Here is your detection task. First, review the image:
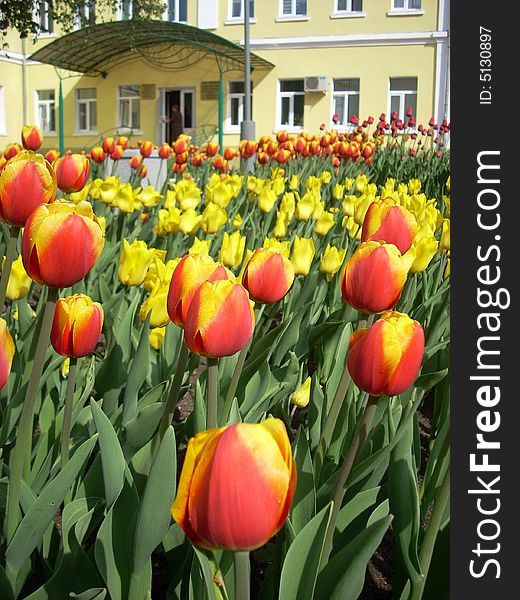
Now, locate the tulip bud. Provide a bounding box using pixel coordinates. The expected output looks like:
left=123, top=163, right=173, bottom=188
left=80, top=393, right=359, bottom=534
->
left=361, top=201, right=418, bottom=254
left=21, top=125, right=43, bottom=151
left=167, top=254, right=229, bottom=327
left=219, top=231, right=246, bottom=269
left=54, top=154, right=90, bottom=193
left=205, top=141, right=219, bottom=156
left=50, top=294, right=103, bottom=357
left=184, top=280, right=254, bottom=358
left=4, top=143, right=22, bottom=160
left=158, top=143, right=172, bottom=160
left=341, top=241, right=412, bottom=313
left=140, top=280, right=171, bottom=328
left=319, top=244, right=347, bottom=279
left=102, top=137, right=116, bottom=155
left=118, top=239, right=157, bottom=286
left=2, top=255, right=32, bottom=301
left=110, top=145, right=124, bottom=161
left=290, top=236, right=315, bottom=276
left=149, top=326, right=166, bottom=350
left=0, top=318, right=15, bottom=390
left=0, top=151, right=57, bottom=227
left=290, top=377, right=311, bottom=408
left=172, top=419, right=297, bottom=550
left=117, top=136, right=129, bottom=150
left=130, top=155, right=143, bottom=170
left=90, top=146, right=106, bottom=164
left=440, top=219, right=450, bottom=252
left=140, top=140, right=154, bottom=158
left=347, top=311, right=424, bottom=396
left=242, top=247, right=294, bottom=304
left=22, top=201, right=104, bottom=288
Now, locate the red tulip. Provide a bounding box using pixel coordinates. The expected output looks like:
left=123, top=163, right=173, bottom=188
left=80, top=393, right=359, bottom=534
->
left=140, top=140, right=154, bottom=157
left=172, top=419, right=297, bottom=550
left=110, top=145, right=124, bottom=161
left=205, top=141, right=219, bottom=156
left=158, top=143, right=172, bottom=159
left=0, top=318, right=15, bottom=390
left=22, top=201, right=104, bottom=288
left=184, top=280, right=254, bottom=358
left=242, top=248, right=294, bottom=304
left=4, top=143, right=22, bottom=160
left=102, top=137, right=116, bottom=154
left=89, top=146, right=106, bottom=163
left=117, top=136, right=129, bottom=150
left=347, top=311, right=424, bottom=396
left=361, top=201, right=418, bottom=254
left=130, top=154, right=143, bottom=170
left=54, top=154, right=90, bottom=193
left=341, top=241, right=412, bottom=313
left=21, top=125, right=43, bottom=151
left=0, top=150, right=57, bottom=227
left=51, top=294, right=104, bottom=357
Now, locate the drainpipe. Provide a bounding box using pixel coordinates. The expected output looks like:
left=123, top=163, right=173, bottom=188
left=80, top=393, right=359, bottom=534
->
left=240, top=0, right=255, bottom=174
left=21, top=37, right=28, bottom=124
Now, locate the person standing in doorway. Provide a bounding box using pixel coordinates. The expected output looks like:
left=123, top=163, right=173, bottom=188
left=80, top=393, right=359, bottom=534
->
left=161, top=104, right=184, bottom=144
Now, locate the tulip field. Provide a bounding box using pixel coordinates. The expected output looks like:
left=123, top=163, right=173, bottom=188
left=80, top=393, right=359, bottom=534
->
left=0, top=117, right=450, bottom=600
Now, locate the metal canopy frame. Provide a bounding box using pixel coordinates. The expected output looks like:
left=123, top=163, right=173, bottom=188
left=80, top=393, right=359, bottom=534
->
left=29, top=19, right=274, bottom=151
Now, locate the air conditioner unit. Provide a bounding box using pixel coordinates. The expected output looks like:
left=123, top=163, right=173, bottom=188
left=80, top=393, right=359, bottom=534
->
left=304, top=76, right=328, bottom=93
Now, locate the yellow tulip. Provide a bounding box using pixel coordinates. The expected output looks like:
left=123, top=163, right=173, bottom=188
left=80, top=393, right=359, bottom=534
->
left=263, top=237, right=291, bottom=258
left=173, top=179, right=202, bottom=211
left=305, top=176, right=322, bottom=193
left=280, top=192, right=296, bottom=220
left=290, top=376, right=311, bottom=408
left=355, top=174, right=368, bottom=193
left=149, top=326, right=167, bottom=350
left=164, top=189, right=177, bottom=209
left=409, top=237, right=439, bottom=273
left=99, top=177, right=120, bottom=205
left=444, top=255, right=450, bottom=278
left=290, top=236, right=315, bottom=276
left=295, top=192, right=317, bottom=222
left=118, top=239, right=156, bottom=286
left=206, top=180, right=234, bottom=209
left=320, top=170, right=332, bottom=185
left=60, top=358, right=70, bottom=379
left=342, top=195, right=356, bottom=217
left=257, top=186, right=278, bottom=213
left=344, top=177, right=354, bottom=191
left=227, top=173, right=244, bottom=197
left=138, top=185, right=163, bottom=208
left=3, top=255, right=32, bottom=301
left=88, top=178, right=103, bottom=199
left=408, top=178, right=422, bottom=195
left=319, top=244, right=346, bottom=279
left=289, top=174, right=299, bottom=190
left=155, top=207, right=181, bottom=236
left=139, top=280, right=170, bottom=328
left=233, top=213, right=243, bottom=229
left=440, top=219, right=450, bottom=253
left=201, top=202, right=227, bottom=234
left=342, top=216, right=362, bottom=240
left=69, top=183, right=91, bottom=203
left=116, top=183, right=142, bottom=213
left=332, top=183, right=345, bottom=200
left=314, top=211, right=335, bottom=236
left=189, top=237, right=211, bottom=256
left=272, top=210, right=289, bottom=238
left=353, top=193, right=376, bottom=226
left=219, top=231, right=246, bottom=269
left=178, top=208, right=202, bottom=235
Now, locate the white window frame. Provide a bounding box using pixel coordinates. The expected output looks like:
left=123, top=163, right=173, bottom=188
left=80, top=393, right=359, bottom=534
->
left=225, top=80, right=253, bottom=133
left=331, top=78, right=360, bottom=131
left=388, top=77, right=418, bottom=124
left=35, top=90, right=56, bottom=135
left=117, top=0, right=133, bottom=20
left=225, top=0, right=256, bottom=24
left=76, top=88, right=98, bottom=135
left=34, top=0, right=55, bottom=36
left=118, top=85, right=141, bottom=133
left=277, top=0, right=309, bottom=21
left=277, top=79, right=305, bottom=132
left=388, top=0, right=423, bottom=16
left=333, top=0, right=364, bottom=16
left=73, top=0, right=96, bottom=30
left=0, top=86, right=6, bottom=136
left=163, top=0, right=188, bottom=23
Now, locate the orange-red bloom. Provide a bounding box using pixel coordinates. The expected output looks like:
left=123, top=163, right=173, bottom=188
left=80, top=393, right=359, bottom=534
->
left=21, top=125, right=43, bottom=151
left=0, top=318, right=15, bottom=390
left=172, top=419, right=296, bottom=551
left=347, top=311, right=424, bottom=396
left=90, top=146, right=106, bottom=164
left=242, top=247, right=295, bottom=304
left=341, top=241, right=411, bottom=313
left=0, top=150, right=57, bottom=227
left=158, top=143, right=172, bottom=159
left=184, top=280, right=254, bottom=358
left=140, top=140, right=154, bottom=158
left=361, top=201, right=418, bottom=254
left=50, top=294, right=104, bottom=358
left=54, top=154, right=90, bottom=193
left=117, top=136, right=129, bottom=150
left=130, top=154, right=143, bottom=170
left=167, top=253, right=229, bottom=327
left=205, top=141, right=219, bottom=156
left=110, top=145, right=124, bottom=161
left=102, top=137, right=116, bottom=155
left=22, top=201, right=104, bottom=288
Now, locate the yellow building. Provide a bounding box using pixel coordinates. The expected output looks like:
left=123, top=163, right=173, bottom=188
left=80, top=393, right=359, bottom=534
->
left=0, top=0, right=450, bottom=152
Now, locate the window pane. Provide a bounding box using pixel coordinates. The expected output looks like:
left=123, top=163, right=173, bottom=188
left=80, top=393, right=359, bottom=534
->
left=79, top=103, right=87, bottom=130
left=334, top=95, right=345, bottom=123
left=131, top=101, right=140, bottom=129
left=390, top=95, right=401, bottom=116
left=249, top=0, right=255, bottom=18
left=179, top=0, right=187, bottom=21
left=393, top=0, right=405, bottom=8
left=120, top=85, right=140, bottom=98
left=352, top=0, right=363, bottom=11
left=229, top=81, right=245, bottom=94
left=334, top=78, right=359, bottom=92
left=231, top=97, right=240, bottom=126
left=90, top=101, right=97, bottom=129
left=348, top=95, right=360, bottom=122
left=282, top=0, right=292, bottom=14
left=232, top=0, right=242, bottom=17
left=337, top=0, right=347, bottom=10
left=296, top=0, right=307, bottom=15
left=390, top=77, right=417, bottom=91
left=281, top=97, right=290, bottom=125
left=293, top=95, right=304, bottom=127
left=409, top=0, right=421, bottom=8
left=77, top=87, right=96, bottom=100
left=38, top=105, right=47, bottom=130
left=38, top=89, right=54, bottom=101
left=405, top=93, right=417, bottom=117
left=183, top=92, right=193, bottom=128
left=120, top=100, right=129, bottom=126
left=280, top=79, right=304, bottom=92
left=49, top=105, right=56, bottom=132
left=167, top=0, right=176, bottom=20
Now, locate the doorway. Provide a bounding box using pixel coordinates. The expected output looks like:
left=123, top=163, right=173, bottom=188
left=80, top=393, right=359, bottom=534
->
left=162, top=88, right=195, bottom=143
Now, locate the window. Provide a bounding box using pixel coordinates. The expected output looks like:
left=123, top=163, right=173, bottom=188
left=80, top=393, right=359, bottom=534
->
left=74, top=0, right=96, bottom=29
left=164, top=0, right=188, bottom=22
left=118, top=0, right=132, bottom=19
left=336, top=0, right=363, bottom=12
left=229, top=0, right=255, bottom=19
left=118, top=85, right=141, bottom=130
left=281, top=0, right=307, bottom=17
left=392, top=0, right=422, bottom=10
left=333, top=79, right=360, bottom=127
left=389, top=77, right=417, bottom=122
left=76, top=88, right=97, bottom=132
left=227, top=81, right=253, bottom=130
left=36, top=90, right=56, bottom=133
left=37, top=1, right=54, bottom=33
left=279, top=79, right=304, bottom=129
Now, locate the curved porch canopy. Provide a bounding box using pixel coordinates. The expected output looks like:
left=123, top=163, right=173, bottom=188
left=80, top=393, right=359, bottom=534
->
left=29, top=19, right=273, bottom=150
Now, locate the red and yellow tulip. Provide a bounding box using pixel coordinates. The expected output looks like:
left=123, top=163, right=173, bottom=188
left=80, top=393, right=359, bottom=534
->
left=0, top=150, right=57, bottom=227
left=54, top=154, right=90, bottom=194
left=21, top=201, right=104, bottom=288
left=172, top=418, right=296, bottom=550
left=50, top=294, right=104, bottom=358
left=242, top=247, right=294, bottom=304
left=0, top=318, right=15, bottom=390
left=361, top=201, right=418, bottom=254
left=347, top=311, right=424, bottom=396
left=21, top=125, right=43, bottom=151
left=183, top=280, right=254, bottom=358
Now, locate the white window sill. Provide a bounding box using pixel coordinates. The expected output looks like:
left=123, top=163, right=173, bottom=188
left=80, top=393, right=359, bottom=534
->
left=224, top=17, right=257, bottom=25
left=275, top=15, right=309, bottom=22
left=387, top=9, right=424, bottom=16
left=274, top=126, right=304, bottom=134
left=117, top=127, right=143, bottom=135
left=330, top=11, right=366, bottom=19
left=0, top=132, right=8, bottom=137
left=74, top=130, right=99, bottom=136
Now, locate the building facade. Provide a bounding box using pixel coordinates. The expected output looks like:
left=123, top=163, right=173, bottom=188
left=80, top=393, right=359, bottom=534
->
left=0, top=0, right=450, bottom=151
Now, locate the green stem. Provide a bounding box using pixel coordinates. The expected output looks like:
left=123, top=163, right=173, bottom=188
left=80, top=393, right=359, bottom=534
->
left=60, top=357, right=78, bottom=466
left=159, top=340, right=190, bottom=438
left=6, top=286, right=59, bottom=542
left=411, top=464, right=451, bottom=600
left=0, top=226, right=21, bottom=312
left=233, top=551, right=250, bottom=600
left=206, top=357, right=219, bottom=429
left=221, top=339, right=250, bottom=426
left=320, top=394, right=379, bottom=569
